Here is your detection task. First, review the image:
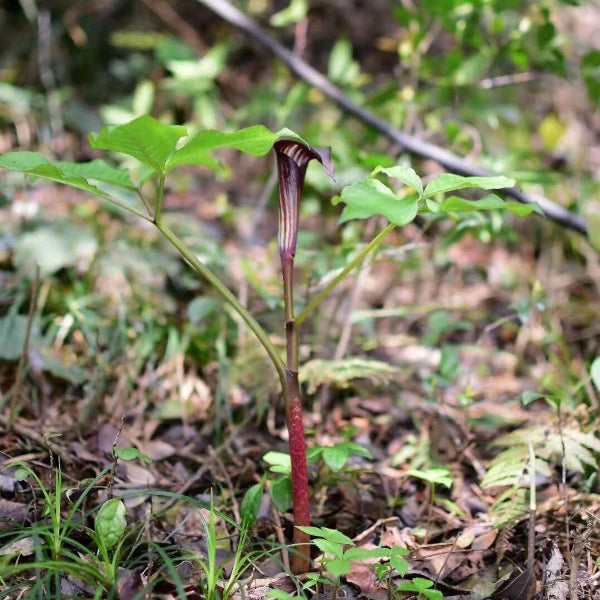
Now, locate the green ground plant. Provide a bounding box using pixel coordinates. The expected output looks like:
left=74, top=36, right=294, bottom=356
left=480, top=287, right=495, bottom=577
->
left=263, top=441, right=372, bottom=514
left=0, top=450, right=263, bottom=599
left=0, top=460, right=123, bottom=596
left=395, top=577, right=443, bottom=600
left=268, top=527, right=413, bottom=600
left=482, top=390, right=600, bottom=526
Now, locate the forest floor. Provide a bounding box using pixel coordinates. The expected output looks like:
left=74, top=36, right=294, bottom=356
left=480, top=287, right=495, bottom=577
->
left=1, top=1, right=600, bottom=599
left=1, top=174, right=599, bottom=599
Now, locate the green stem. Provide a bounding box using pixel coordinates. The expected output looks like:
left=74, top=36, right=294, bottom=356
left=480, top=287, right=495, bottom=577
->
left=137, top=188, right=153, bottom=217
left=296, top=222, right=396, bottom=327
left=282, top=262, right=298, bottom=374
left=157, top=221, right=287, bottom=391
left=101, top=193, right=154, bottom=223
left=154, top=175, right=166, bottom=227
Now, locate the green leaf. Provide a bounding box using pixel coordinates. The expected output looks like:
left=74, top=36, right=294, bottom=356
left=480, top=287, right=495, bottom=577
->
left=591, top=357, right=600, bottom=392
left=89, top=115, right=187, bottom=174
left=14, top=222, right=98, bottom=277
left=439, top=194, right=542, bottom=216
left=296, top=525, right=327, bottom=537
left=167, top=125, right=278, bottom=171
left=423, top=310, right=471, bottom=346
left=344, top=547, right=391, bottom=561
left=423, top=174, right=515, bottom=197
left=521, top=391, right=546, bottom=406
left=270, top=476, right=292, bottom=512
left=306, top=446, right=324, bottom=463
left=313, top=538, right=344, bottom=559
left=582, top=50, right=600, bottom=105
left=374, top=165, right=423, bottom=196
left=391, top=546, right=409, bottom=557
left=338, top=178, right=418, bottom=226
left=266, top=591, right=295, bottom=600
left=322, top=446, right=349, bottom=472
left=404, top=577, right=434, bottom=591
left=241, top=482, right=263, bottom=526
left=397, top=577, right=443, bottom=598
left=298, top=526, right=354, bottom=545
left=408, top=468, right=453, bottom=488
left=390, top=556, right=409, bottom=576
left=326, top=558, right=352, bottom=577
left=336, top=442, right=372, bottom=460
left=14, top=468, right=31, bottom=481
left=95, top=498, right=127, bottom=549
left=328, top=38, right=357, bottom=84
left=270, top=0, right=308, bottom=27
left=0, top=313, right=30, bottom=360
left=263, top=451, right=291, bottom=475
left=0, top=152, right=122, bottom=202
left=55, top=159, right=136, bottom=190
left=440, top=345, right=460, bottom=379
left=452, top=49, right=493, bottom=86
left=40, top=352, right=87, bottom=385
left=584, top=201, right=600, bottom=252
left=0, top=151, right=50, bottom=170
left=113, top=446, right=152, bottom=463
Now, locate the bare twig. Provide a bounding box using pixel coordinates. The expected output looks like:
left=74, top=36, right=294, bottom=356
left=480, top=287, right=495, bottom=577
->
left=7, top=266, right=40, bottom=429
left=194, top=0, right=588, bottom=238
left=140, top=0, right=207, bottom=54
left=569, top=518, right=593, bottom=600
left=0, top=414, right=74, bottom=465
left=37, top=9, right=66, bottom=155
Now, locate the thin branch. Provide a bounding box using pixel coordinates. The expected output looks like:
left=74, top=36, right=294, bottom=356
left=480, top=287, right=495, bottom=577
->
left=296, top=222, right=396, bottom=326
left=156, top=221, right=287, bottom=390
left=7, top=266, right=40, bottom=429
left=140, top=0, right=207, bottom=54
left=0, top=414, right=75, bottom=465
left=194, top=0, right=588, bottom=238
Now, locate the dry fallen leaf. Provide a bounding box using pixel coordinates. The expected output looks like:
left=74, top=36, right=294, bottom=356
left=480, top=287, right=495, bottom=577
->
left=0, top=535, right=35, bottom=557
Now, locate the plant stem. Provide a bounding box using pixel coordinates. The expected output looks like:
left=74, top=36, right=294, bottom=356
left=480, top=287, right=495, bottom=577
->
left=153, top=175, right=166, bottom=226
left=156, top=220, right=286, bottom=391
left=296, top=222, right=396, bottom=326
left=285, top=371, right=310, bottom=574
left=7, top=266, right=40, bottom=430
left=137, top=188, right=153, bottom=217
left=280, top=242, right=311, bottom=573
left=101, top=191, right=154, bottom=222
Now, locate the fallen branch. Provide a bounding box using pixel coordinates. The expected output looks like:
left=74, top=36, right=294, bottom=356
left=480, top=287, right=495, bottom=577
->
left=0, top=414, right=75, bottom=465
left=195, top=0, right=588, bottom=238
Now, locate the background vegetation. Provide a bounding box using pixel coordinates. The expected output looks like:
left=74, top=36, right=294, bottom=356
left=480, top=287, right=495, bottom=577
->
left=0, top=1, right=599, bottom=598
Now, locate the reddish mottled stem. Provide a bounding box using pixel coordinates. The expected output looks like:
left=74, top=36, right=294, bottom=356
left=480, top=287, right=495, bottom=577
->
left=285, top=371, right=310, bottom=573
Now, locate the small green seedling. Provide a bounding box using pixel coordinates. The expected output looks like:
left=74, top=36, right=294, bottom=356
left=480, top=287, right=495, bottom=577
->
left=408, top=467, right=453, bottom=542
left=372, top=545, right=410, bottom=577
left=308, top=441, right=372, bottom=473
left=295, top=526, right=404, bottom=599
left=113, top=446, right=152, bottom=463
left=94, top=498, right=127, bottom=550
left=396, top=576, right=444, bottom=600
left=407, top=467, right=453, bottom=489
left=263, top=442, right=371, bottom=513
